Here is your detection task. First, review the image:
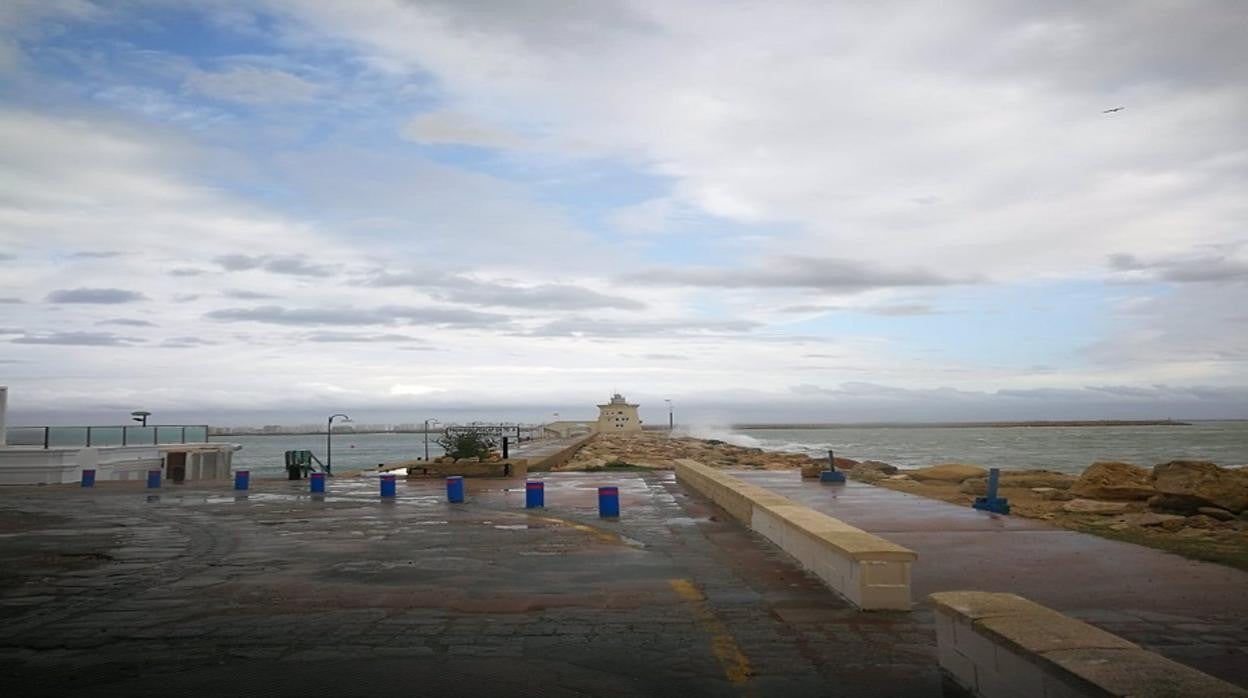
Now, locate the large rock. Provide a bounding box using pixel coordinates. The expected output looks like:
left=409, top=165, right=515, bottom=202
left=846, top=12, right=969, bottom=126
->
left=1062, top=499, right=1130, bottom=515
left=1071, top=461, right=1155, bottom=501
left=856, top=460, right=899, bottom=475
left=1151, top=460, right=1248, bottom=514
left=959, top=470, right=1077, bottom=495
left=908, top=463, right=987, bottom=483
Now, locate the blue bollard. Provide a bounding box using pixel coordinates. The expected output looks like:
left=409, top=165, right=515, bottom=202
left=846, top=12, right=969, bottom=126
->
left=820, top=470, right=846, bottom=483
left=81, top=469, right=96, bottom=488
left=310, top=472, right=325, bottom=494
left=234, top=470, right=250, bottom=491
left=146, top=469, right=162, bottom=489
left=447, top=475, right=464, bottom=503
left=598, top=486, right=620, bottom=518
left=972, top=467, right=1011, bottom=514
left=380, top=474, right=397, bottom=498
left=525, top=480, right=544, bottom=508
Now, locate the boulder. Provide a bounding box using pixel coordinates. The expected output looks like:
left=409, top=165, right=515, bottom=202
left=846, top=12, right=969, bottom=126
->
left=800, top=464, right=823, bottom=479
left=1071, top=461, right=1155, bottom=501
left=1197, top=506, right=1235, bottom=522
left=959, top=470, right=1077, bottom=495
left=1062, top=498, right=1130, bottom=515
left=856, top=460, right=899, bottom=475
left=1151, top=460, right=1248, bottom=513
left=1031, top=487, right=1077, bottom=501
left=1120, top=512, right=1185, bottom=527
left=832, top=456, right=861, bottom=469
left=908, top=463, right=988, bottom=483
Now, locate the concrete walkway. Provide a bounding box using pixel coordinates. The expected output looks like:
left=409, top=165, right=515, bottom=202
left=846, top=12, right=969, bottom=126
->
left=0, top=472, right=950, bottom=697
left=731, top=470, right=1248, bottom=688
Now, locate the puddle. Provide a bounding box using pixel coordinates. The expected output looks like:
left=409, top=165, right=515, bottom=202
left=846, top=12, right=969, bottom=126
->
left=493, top=524, right=529, bottom=531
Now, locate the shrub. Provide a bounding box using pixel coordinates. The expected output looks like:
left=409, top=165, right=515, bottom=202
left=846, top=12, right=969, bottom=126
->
left=436, top=431, right=497, bottom=460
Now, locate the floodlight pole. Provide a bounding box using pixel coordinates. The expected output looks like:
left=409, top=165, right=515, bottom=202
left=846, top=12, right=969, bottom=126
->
left=424, top=418, right=439, bottom=461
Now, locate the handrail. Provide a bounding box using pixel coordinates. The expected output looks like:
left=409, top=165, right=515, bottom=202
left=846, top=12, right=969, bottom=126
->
left=5, top=425, right=211, bottom=449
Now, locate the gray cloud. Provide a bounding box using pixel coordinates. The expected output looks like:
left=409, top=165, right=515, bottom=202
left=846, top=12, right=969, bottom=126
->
left=46, top=288, right=147, bottom=304
left=169, top=268, right=209, bottom=277
left=367, top=271, right=646, bottom=311
left=1109, top=253, right=1248, bottom=283
left=0, top=297, right=24, bottom=304
left=68, top=251, right=122, bottom=259
left=0, top=253, right=15, bottom=261
left=625, top=257, right=974, bottom=292
left=639, top=353, right=691, bottom=361
left=98, top=318, right=156, bottom=327
left=160, top=336, right=219, bottom=348
left=223, top=289, right=279, bottom=300
left=779, top=303, right=939, bottom=316
left=10, top=331, right=140, bottom=346
left=302, top=331, right=426, bottom=343
left=215, top=254, right=330, bottom=277
left=204, top=304, right=507, bottom=328
left=527, top=316, right=759, bottom=337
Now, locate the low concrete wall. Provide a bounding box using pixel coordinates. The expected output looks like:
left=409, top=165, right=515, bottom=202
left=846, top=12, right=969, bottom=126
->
left=524, top=432, right=597, bottom=471
left=674, top=459, right=916, bottom=611
left=930, top=591, right=1247, bottom=698
left=401, top=459, right=529, bottom=479
left=0, top=444, right=234, bottom=485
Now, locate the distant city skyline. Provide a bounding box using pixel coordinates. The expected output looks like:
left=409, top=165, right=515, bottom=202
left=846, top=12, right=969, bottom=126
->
left=1, top=2, right=1245, bottom=422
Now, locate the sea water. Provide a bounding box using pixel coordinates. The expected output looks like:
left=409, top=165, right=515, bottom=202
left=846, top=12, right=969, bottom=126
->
left=724, top=421, right=1248, bottom=473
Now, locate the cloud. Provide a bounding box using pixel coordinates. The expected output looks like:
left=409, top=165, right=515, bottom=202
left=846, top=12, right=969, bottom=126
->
left=183, top=65, right=320, bottom=104
left=169, top=267, right=208, bottom=277
left=223, top=289, right=279, bottom=300
left=67, top=250, right=121, bottom=259
left=10, top=331, right=140, bottom=346
left=214, top=254, right=331, bottom=276
left=204, top=304, right=507, bottom=328
left=778, top=302, right=939, bottom=315
left=46, top=288, right=147, bottom=304
left=98, top=318, right=156, bottom=327
left=1108, top=253, right=1248, bottom=284
left=0, top=253, right=14, bottom=261
left=302, top=331, right=425, bottom=343
left=401, top=111, right=521, bottom=149
left=366, top=271, right=646, bottom=310
left=0, top=297, right=24, bottom=303
left=160, top=336, right=219, bottom=348
left=527, top=316, right=758, bottom=337
left=625, top=257, right=973, bottom=292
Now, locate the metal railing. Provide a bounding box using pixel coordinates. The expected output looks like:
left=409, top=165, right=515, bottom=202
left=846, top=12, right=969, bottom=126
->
left=5, top=425, right=210, bottom=449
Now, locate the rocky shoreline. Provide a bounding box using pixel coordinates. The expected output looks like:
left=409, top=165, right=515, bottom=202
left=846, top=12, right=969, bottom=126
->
left=557, top=432, right=1248, bottom=570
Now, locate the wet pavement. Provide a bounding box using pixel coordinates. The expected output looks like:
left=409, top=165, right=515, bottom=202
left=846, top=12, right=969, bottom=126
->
left=732, top=470, right=1248, bottom=688
left=0, top=473, right=951, bottom=697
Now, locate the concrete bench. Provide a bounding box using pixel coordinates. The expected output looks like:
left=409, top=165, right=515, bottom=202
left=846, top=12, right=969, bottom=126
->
left=930, top=591, right=1247, bottom=697
left=674, top=459, right=916, bottom=610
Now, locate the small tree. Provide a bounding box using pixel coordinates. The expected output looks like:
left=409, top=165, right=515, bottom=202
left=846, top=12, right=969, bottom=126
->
left=436, top=431, right=497, bottom=460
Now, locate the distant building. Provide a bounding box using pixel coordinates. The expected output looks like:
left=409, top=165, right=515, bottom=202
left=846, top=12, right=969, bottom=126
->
left=595, top=393, right=642, bottom=432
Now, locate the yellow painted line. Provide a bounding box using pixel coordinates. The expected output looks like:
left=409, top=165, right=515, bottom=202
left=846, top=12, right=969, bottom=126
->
left=530, top=515, right=620, bottom=544
left=669, top=579, right=754, bottom=684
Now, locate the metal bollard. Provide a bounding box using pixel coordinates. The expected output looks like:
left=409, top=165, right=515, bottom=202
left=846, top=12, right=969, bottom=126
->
left=820, top=469, right=846, bottom=483
left=972, top=467, right=1011, bottom=514
left=380, top=474, right=397, bottom=498
left=525, top=480, right=544, bottom=508
left=447, top=475, right=465, bottom=503
left=598, top=486, right=620, bottom=518
left=310, top=472, right=325, bottom=494
left=81, top=469, right=96, bottom=488
left=234, top=470, right=250, bottom=491
left=146, top=470, right=162, bottom=489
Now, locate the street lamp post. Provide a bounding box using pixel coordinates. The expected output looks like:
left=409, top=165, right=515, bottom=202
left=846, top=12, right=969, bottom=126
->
left=424, top=418, right=439, bottom=461
left=327, top=413, right=349, bottom=476
left=131, top=410, right=151, bottom=427
left=664, top=399, right=673, bottom=431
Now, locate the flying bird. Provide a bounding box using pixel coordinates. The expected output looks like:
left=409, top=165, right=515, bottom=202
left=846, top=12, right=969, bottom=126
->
left=1102, top=107, right=1125, bottom=113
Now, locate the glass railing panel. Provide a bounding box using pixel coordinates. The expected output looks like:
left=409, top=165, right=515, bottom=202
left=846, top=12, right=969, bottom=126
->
left=88, top=426, right=125, bottom=447
left=47, top=427, right=89, bottom=448
left=5, top=427, right=48, bottom=447
left=183, top=426, right=207, bottom=443
left=125, top=426, right=156, bottom=445
left=156, top=426, right=184, bottom=444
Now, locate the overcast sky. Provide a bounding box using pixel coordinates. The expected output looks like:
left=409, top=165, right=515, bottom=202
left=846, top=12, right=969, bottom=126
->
left=1, top=0, right=1246, bottom=426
